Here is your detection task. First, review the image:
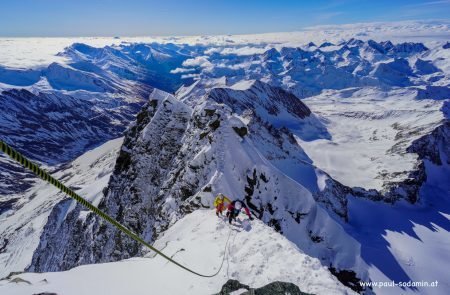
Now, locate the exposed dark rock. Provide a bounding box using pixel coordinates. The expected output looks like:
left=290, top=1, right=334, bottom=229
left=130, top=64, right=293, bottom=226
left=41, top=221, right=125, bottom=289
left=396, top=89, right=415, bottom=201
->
left=9, top=277, right=31, bottom=285
left=380, top=121, right=449, bottom=203
left=0, top=238, right=9, bottom=253
left=0, top=198, right=19, bottom=215
left=329, top=267, right=364, bottom=293
left=414, top=59, right=441, bottom=74
left=209, top=119, right=221, bottom=131
left=215, top=279, right=250, bottom=294
left=2, top=271, right=23, bottom=280
left=200, top=131, right=210, bottom=140
left=232, top=126, right=248, bottom=138
left=204, top=109, right=216, bottom=116
left=215, top=279, right=312, bottom=295
left=407, top=121, right=449, bottom=166
left=309, top=230, right=324, bottom=243
left=319, top=42, right=334, bottom=48
left=249, top=281, right=312, bottom=295
left=416, top=86, right=450, bottom=100
left=208, top=81, right=312, bottom=120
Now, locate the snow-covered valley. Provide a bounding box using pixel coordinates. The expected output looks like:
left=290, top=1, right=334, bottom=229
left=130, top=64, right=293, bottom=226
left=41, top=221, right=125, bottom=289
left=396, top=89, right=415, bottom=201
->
left=300, top=87, right=445, bottom=190
left=1, top=21, right=449, bottom=295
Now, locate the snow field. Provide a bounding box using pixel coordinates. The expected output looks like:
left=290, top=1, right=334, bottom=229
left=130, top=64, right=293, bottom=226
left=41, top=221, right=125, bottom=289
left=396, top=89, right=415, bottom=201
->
left=0, top=210, right=355, bottom=295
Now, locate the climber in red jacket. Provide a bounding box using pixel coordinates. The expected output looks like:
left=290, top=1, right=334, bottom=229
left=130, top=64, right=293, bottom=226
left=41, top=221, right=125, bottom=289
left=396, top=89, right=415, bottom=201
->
left=226, top=200, right=253, bottom=224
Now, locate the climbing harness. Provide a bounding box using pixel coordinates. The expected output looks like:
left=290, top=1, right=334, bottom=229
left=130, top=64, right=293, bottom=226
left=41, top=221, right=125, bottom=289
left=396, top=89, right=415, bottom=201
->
left=0, top=140, right=231, bottom=278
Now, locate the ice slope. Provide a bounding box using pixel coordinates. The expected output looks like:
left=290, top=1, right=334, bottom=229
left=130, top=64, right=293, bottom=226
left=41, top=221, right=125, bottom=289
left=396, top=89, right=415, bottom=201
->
left=0, top=210, right=355, bottom=295
left=0, top=137, right=122, bottom=279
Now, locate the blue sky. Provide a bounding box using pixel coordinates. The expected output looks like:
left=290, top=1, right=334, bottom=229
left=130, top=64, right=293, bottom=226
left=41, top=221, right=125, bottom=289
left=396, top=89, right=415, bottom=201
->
left=1, top=0, right=449, bottom=36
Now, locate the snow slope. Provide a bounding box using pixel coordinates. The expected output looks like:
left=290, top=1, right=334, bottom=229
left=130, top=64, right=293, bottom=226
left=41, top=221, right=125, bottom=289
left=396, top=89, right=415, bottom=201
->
left=346, top=193, right=450, bottom=295
left=343, top=156, right=450, bottom=295
left=0, top=137, right=122, bottom=279
left=0, top=210, right=355, bottom=295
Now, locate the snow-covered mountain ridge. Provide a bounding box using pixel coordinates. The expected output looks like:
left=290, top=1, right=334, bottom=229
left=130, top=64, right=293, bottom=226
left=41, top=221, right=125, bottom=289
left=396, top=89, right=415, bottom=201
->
left=29, top=85, right=366, bottom=278
left=0, top=30, right=449, bottom=295
left=0, top=210, right=355, bottom=295
left=26, top=80, right=449, bottom=294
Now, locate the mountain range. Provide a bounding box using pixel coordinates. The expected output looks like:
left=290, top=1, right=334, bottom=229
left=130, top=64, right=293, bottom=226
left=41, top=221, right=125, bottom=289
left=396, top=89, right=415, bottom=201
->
left=0, top=28, right=449, bottom=294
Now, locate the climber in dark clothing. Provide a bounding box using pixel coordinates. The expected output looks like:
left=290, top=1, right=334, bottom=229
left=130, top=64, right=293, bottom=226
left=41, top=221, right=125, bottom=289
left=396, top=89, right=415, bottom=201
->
left=226, top=200, right=253, bottom=224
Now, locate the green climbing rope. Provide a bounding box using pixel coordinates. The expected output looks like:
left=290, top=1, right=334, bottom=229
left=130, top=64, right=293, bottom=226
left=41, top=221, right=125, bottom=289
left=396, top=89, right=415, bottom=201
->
left=0, top=139, right=230, bottom=278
